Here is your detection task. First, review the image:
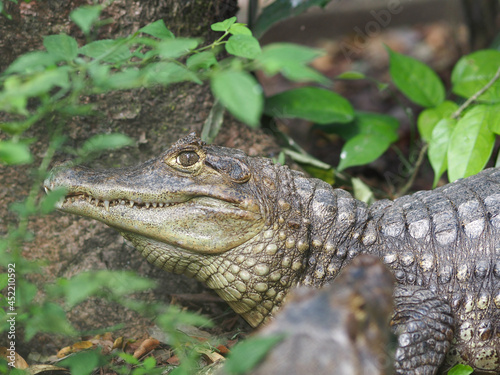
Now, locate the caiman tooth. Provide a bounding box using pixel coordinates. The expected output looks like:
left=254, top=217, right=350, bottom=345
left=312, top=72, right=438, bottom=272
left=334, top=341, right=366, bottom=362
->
left=120, top=200, right=125, bottom=205
left=152, top=202, right=157, bottom=208
left=129, top=201, right=135, bottom=208
left=87, top=196, right=92, bottom=203
left=159, top=203, right=164, bottom=207
left=145, top=203, right=151, bottom=208
left=104, top=200, right=110, bottom=211
left=94, top=199, right=100, bottom=207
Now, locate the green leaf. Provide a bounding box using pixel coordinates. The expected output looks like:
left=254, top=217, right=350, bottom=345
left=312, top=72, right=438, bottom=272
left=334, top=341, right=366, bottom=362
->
left=80, top=39, right=132, bottom=63
left=186, top=52, right=218, bottom=71
left=428, top=118, right=456, bottom=187
left=43, top=34, right=78, bottom=61
left=417, top=101, right=459, bottom=142
left=211, top=70, right=263, bottom=127
left=352, top=177, right=375, bottom=205
left=0, top=141, right=32, bottom=165
left=226, top=35, right=261, bottom=59
left=387, top=47, right=445, bottom=107
left=60, top=349, right=105, bottom=375
left=70, top=5, right=102, bottom=35
left=447, top=364, right=474, bottom=375
left=55, top=271, right=156, bottom=308
left=39, top=187, right=67, bottom=214
left=211, top=16, right=236, bottom=32
left=336, top=112, right=399, bottom=171
left=157, top=38, right=200, bottom=59
left=5, top=51, right=59, bottom=74
left=256, top=43, right=328, bottom=84
left=201, top=99, right=225, bottom=144
left=283, top=148, right=331, bottom=169
left=265, top=87, right=353, bottom=124
left=336, top=71, right=365, bottom=80
left=145, top=62, right=202, bottom=85
left=101, top=69, right=143, bottom=90
left=257, top=43, right=323, bottom=75
left=281, top=63, right=329, bottom=84
left=448, top=105, right=495, bottom=182
left=79, top=133, right=133, bottom=156
left=224, top=334, right=285, bottom=374
left=228, top=23, right=252, bottom=36
left=452, top=50, right=500, bottom=102
left=139, top=19, right=174, bottom=39
left=253, top=0, right=330, bottom=38
left=16, top=68, right=69, bottom=97
left=486, top=103, right=500, bottom=134
left=25, top=302, right=76, bottom=340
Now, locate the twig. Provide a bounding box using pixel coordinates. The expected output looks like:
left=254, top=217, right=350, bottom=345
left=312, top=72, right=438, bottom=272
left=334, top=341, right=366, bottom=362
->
left=452, top=65, right=500, bottom=119
left=397, top=143, right=429, bottom=197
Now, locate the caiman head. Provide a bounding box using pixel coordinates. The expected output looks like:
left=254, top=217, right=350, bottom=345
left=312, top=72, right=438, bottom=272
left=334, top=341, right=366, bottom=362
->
left=44, top=133, right=312, bottom=327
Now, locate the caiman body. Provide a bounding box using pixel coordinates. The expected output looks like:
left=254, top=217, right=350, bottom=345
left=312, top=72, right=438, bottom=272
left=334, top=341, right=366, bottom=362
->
left=45, top=133, right=500, bottom=374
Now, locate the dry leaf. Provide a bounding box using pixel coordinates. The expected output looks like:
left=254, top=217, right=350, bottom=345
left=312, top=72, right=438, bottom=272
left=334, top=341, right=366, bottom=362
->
left=57, top=341, right=93, bottom=358
left=133, top=338, right=160, bottom=359
left=0, top=346, right=28, bottom=369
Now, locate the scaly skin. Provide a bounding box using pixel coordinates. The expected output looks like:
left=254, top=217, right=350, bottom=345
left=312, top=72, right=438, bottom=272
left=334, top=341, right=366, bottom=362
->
left=44, top=133, right=500, bottom=374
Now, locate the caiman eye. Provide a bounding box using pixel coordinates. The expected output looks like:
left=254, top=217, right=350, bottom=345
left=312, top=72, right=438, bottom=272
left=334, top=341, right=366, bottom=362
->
left=177, top=151, right=199, bottom=167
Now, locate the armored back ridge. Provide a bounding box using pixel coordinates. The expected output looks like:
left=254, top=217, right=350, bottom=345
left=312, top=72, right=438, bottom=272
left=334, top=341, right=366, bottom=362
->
left=44, top=133, right=500, bottom=374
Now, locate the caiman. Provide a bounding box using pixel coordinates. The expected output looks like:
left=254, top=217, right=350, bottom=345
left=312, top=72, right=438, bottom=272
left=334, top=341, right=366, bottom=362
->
left=44, top=133, right=500, bottom=374
left=234, top=254, right=395, bottom=375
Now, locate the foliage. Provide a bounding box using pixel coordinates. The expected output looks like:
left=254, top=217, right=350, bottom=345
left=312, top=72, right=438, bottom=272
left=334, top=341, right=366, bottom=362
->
left=447, top=363, right=474, bottom=375
left=222, top=334, right=285, bottom=374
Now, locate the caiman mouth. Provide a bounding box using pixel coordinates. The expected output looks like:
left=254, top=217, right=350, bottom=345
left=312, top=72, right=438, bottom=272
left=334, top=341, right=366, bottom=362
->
left=55, top=190, right=184, bottom=211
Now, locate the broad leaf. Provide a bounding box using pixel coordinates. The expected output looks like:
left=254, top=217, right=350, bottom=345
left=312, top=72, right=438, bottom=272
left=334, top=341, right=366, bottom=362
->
left=157, top=38, right=200, bottom=59
left=39, top=187, right=67, bottom=214
left=5, top=51, right=59, bottom=74
left=70, top=5, right=102, bottom=35
left=448, top=105, right=495, bottom=182
left=139, top=20, right=174, bottom=39
left=25, top=302, right=76, bottom=340
left=79, top=39, right=132, bottom=63
left=226, top=35, right=261, bottom=59
left=145, top=62, right=202, bottom=85
left=256, top=43, right=327, bottom=83
left=211, top=16, right=236, bottom=32
left=417, top=100, right=458, bottom=142
left=486, top=103, right=500, bottom=134
left=0, top=141, right=32, bottom=165
left=186, top=51, right=218, bottom=71
left=79, top=133, right=133, bottom=156
left=336, top=112, right=399, bottom=171
left=336, top=71, right=366, bottom=80
left=257, top=43, right=323, bottom=75
left=43, top=34, right=78, bottom=61
left=387, top=47, right=445, bottom=107
left=253, top=0, right=331, bottom=38
left=211, top=70, right=263, bottom=128
left=452, top=50, right=500, bottom=102
left=447, top=364, right=474, bottom=375
left=265, top=87, right=353, bottom=124
left=428, top=118, right=455, bottom=187
left=223, top=334, right=285, bottom=374
left=201, top=99, right=225, bottom=144
left=228, top=23, right=252, bottom=36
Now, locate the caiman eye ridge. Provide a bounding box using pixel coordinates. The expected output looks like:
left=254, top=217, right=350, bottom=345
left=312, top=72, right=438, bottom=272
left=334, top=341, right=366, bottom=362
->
left=63, top=193, right=178, bottom=212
